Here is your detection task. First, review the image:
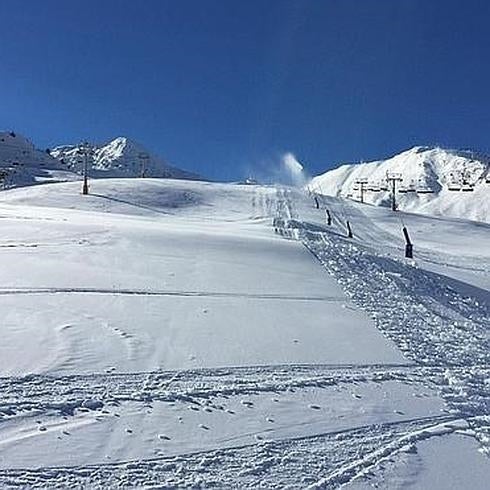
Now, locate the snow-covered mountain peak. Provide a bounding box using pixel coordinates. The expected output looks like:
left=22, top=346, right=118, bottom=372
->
left=311, top=145, right=490, bottom=223
left=51, top=136, right=201, bottom=180
left=101, top=136, right=143, bottom=156
left=0, top=130, right=35, bottom=152
left=0, top=130, right=78, bottom=189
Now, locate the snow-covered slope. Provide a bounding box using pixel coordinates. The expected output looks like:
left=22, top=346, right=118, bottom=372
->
left=51, top=136, right=201, bottom=180
left=0, top=178, right=488, bottom=487
left=0, top=130, right=79, bottom=188
left=311, top=146, right=490, bottom=223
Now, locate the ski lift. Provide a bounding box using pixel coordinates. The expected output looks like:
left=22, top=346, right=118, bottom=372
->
left=398, top=185, right=408, bottom=194
left=414, top=177, right=434, bottom=194
left=367, top=182, right=380, bottom=192
left=461, top=183, right=474, bottom=192
left=406, top=181, right=416, bottom=193
left=416, top=184, right=435, bottom=194
left=446, top=172, right=462, bottom=191
left=416, top=187, right=435, bottom=194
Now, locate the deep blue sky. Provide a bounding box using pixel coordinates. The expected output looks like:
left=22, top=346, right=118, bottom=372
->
left=1, top=0, right=490, bottom=180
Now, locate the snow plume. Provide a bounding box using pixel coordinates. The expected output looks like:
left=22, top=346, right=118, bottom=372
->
left=282, top=152, right=309, bottom=187
left=242, top=152, right=310, bottom=187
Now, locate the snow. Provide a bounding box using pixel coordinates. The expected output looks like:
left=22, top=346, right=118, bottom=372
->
left=311, top=146, right=490, bottom=223
left=282, top=152, right=308, bottom=187
left=0, top=177, right=488, bottom=487
left=0, top=131, right=78, bottom=189
left=1, top=131, right=200, bottom=192
left=348, top=434, right=490, bottom=489
left=0, top=179, right=403, bottom=375
left=50, top=137, right=201, bottom=180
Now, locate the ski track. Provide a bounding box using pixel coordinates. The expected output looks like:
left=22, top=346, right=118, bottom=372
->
left=0, top=416, right=468, bottom=489
left=0, top=287, right=345, bottom=303
left=275, top=188, right=490, bottom=481
left=0, top=186, right=488, bottom=488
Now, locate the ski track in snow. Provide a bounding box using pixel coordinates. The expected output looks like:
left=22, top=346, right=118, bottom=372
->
left=0, top=416, right=469, bottom=489
left=0, top=363, right=479, bottom=488
left=274, top=188, right=490, bottom=481
left=0, top=286, right=345, bottom=303
left=0, top=185, right=488, bottom=488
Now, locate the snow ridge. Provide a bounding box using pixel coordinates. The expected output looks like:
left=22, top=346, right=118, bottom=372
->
left=0, top=131, right=78, bottom=188
left=311, top=146, right=490, bottom=223
left=51, top=137, right=201, bottom=180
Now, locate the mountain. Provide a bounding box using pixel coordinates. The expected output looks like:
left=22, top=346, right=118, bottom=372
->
left=0, top=130, right=78, bottom=188
left=311, top=146, right=490, bottom=223
left=51, top=137, right=201, bottom=180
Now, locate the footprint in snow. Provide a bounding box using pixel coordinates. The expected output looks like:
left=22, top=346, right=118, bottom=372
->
left=309, top=404, right=321, bottom=410
left=158, top=434, right=171, bottom=440
left=352, top=393, right=362, bottom=399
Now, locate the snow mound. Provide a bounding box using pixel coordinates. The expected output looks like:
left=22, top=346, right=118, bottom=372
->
left=311, top=146, right=490, bottom=223
left=51, top=137, right=201, bottom=181
left=0, top=130, right=78, bottom=189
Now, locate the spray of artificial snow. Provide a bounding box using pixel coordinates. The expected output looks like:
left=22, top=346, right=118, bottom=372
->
left=282, top=152, right=309, bottom=187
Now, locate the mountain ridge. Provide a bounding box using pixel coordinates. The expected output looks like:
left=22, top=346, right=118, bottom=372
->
left=311, top=145, right=490, bottom=223
left=0, top=131, right=202, bottom=189
left=51, top=136, right=201, bottom=181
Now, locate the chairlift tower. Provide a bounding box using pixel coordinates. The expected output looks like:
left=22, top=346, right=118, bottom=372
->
left=78, top=141, right=93, bottom=195
left=386, top=172, right=403, bottom=211
left=355, top=178, right=369, bottom=203
left=138, top=152, right=149, bottom=178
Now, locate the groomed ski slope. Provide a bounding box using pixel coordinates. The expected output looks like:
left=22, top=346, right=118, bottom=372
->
left=0, top=178, right=488, bottom=488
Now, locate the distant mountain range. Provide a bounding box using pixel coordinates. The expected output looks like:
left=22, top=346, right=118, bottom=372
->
left=311, top=146, right=490, bottom=223
left=51, top=137, right=200, bottom=180
left=0, top=131, right=200, bottom=189
left=2, top=130, right=489, bottom=222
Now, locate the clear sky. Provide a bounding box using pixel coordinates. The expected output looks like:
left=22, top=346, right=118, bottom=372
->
left=1, top=0, right=490, bottom=180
